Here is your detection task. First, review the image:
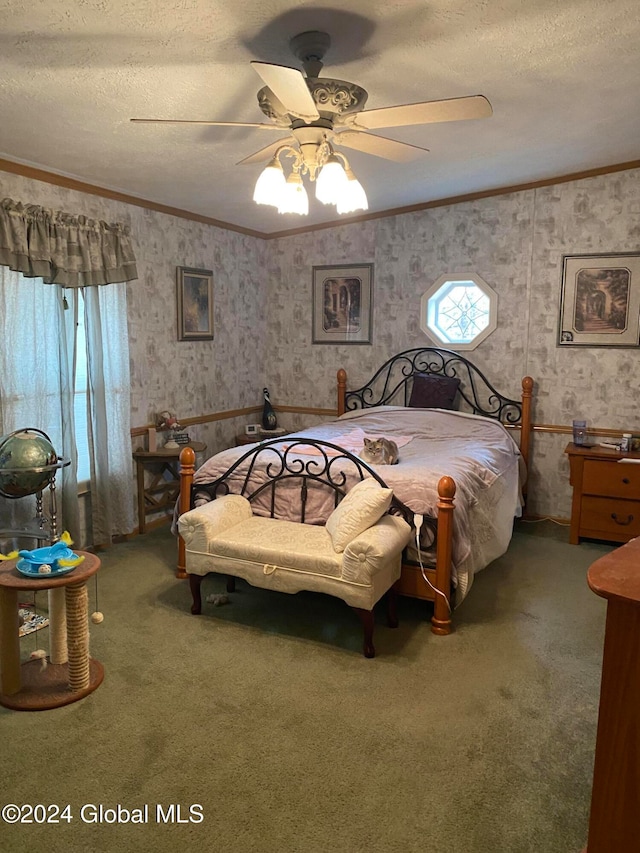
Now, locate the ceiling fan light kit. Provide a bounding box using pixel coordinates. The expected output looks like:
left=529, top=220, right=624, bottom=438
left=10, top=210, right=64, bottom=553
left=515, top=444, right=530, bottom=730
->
left=253, top=141, right=368, bottom=216
left=253, top=139, right=369, bottom=216
left=314, top=153, right=349, bottom=204
left=253, top=156, right=286, bottom=204
left=277, top=169, right=309, bottom=216
left=131, top=29, right=492, bottom=220
left=337, top=166, right=368, bottom=216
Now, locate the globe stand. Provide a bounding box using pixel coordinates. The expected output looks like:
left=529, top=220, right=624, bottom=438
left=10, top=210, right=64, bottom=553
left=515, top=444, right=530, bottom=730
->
left=0, top=459, right=70, bottom=545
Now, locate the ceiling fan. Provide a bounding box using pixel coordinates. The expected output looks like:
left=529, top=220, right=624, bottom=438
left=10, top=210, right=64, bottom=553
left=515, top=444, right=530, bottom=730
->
left=131, top=31, right=492, bottom=214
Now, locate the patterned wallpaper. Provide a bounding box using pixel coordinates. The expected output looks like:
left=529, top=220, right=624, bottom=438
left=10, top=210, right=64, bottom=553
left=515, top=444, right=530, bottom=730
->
left=0, top=171, right=269, bottom=470
left=2, top=165, right=640, bottom=524
left=268, top=169, right=640, bottom=519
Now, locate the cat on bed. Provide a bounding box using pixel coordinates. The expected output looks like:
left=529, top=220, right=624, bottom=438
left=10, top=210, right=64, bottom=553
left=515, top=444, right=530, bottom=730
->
left=361, top=437, right=399, bottom=465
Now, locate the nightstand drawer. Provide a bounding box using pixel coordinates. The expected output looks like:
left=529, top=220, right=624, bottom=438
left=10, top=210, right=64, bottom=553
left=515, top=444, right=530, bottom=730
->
left=581, top=496, right=640, bottom=538
left=583, top=460, right=640, bottom=499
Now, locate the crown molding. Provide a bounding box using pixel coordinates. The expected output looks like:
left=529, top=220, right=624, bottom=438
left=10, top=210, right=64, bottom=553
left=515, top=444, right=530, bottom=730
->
left=1, top=155, right=639, bottom=241
left=0, top=157, right=265, bottom=239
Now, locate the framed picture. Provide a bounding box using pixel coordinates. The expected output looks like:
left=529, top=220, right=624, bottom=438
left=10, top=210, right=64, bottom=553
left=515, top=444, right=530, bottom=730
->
left=176, top=266, right=214, bottom=341
left=312, top=263, right=373, bottom=344
left=558, top=253, right=640, bottom=347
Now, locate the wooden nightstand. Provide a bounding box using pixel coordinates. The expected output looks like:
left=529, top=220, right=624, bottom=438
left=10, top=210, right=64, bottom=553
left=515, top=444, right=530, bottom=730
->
left=565, top=442, right=640, bottom=544
left=235, top=433, right=260, bottom=446
left=133, top=442, right=206, bottom=533
left=235, top=428, right=289, bottom=447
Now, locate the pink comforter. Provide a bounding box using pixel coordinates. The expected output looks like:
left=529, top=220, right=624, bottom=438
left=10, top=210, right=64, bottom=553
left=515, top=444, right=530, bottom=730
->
left=191, top=406, right=523, bottom=576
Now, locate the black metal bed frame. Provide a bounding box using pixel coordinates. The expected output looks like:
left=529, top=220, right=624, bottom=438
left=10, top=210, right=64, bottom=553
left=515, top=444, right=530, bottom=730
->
left=191, top=436, right=415, bottom=530
left=344, top=347, right=524, bottom=425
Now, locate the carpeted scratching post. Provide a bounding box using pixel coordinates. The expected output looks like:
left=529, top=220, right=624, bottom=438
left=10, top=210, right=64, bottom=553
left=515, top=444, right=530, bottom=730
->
left=47, top=587, right=67, bottom=664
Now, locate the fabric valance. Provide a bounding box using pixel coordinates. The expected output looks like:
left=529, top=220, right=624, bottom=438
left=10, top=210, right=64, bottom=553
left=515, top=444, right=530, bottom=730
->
left=0, top=198, right=138, bottom=286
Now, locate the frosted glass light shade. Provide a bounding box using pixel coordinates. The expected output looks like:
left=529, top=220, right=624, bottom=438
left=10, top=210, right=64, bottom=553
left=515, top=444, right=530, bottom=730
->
left=277, top=172, right=309, bottom=215
left=337, top=172, right=368, bottom=214
left=253, top=160, right=286, bottom=206
left=315, top=157, right=348, bottom=205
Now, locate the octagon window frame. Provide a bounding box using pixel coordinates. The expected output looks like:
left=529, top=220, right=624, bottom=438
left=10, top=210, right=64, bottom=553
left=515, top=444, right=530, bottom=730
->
left=420, top=273, right=498, bottom=351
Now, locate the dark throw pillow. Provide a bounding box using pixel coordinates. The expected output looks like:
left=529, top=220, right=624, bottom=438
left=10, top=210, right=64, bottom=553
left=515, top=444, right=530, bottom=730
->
left=408, top=373, right=461, bottom=410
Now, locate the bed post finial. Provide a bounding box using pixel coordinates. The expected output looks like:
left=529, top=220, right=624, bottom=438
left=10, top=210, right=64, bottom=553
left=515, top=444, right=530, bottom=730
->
left=337, top=368, right=347, bottom=416
left=177, top=446, right=196, bottom=580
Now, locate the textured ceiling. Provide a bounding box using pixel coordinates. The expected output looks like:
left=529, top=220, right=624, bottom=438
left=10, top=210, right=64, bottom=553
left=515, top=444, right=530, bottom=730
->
left=1, top=0, right=639, bottom=235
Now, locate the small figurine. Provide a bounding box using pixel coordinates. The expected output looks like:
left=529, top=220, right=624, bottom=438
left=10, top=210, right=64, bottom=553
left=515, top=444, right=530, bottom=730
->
left=156, top=410, right=182, bottom=448
left=262, top=388, right=278, bottom=431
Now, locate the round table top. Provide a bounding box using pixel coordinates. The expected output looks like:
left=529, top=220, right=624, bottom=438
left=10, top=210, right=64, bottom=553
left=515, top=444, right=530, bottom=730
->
left=0, top=550, right=100, bottom=591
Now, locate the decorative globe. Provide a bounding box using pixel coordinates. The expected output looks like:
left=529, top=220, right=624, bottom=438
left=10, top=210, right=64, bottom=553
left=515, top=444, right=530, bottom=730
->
left=0, top=429, right=58, bottom=499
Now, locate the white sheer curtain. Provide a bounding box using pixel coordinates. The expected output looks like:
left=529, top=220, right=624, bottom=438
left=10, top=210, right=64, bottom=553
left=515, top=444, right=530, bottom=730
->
left=0, top=269, right=134, bottom=546
left=0, top=268, right=79, bottom=539
left=83, top=283, right=134, bottom=543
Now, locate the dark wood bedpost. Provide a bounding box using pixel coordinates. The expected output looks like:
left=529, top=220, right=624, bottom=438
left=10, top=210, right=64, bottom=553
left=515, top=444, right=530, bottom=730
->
left=337, top=368, right=347, bottom=416
left=431, top=476, right=456, bottom=635
left=177, top=446, right=195, bottom=580
left=520, top=376, right=534, bottom=500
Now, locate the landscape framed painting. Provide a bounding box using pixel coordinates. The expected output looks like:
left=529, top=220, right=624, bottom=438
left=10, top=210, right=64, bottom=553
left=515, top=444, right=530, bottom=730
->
left=176, top=266, right=214, bottom=341
left=312, top=263, right=373, bottom=345
left=558, top=253, right=640, bottom=347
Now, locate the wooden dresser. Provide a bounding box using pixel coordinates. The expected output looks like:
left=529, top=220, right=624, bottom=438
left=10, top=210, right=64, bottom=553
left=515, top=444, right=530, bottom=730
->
left=565, top=443, right=640, bottom=545
left=582, top=538, right=640, bottom=852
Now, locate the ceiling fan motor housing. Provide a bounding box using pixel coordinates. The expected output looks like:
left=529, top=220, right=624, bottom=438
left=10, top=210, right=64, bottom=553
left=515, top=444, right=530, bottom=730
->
left=257, top=80, right=368, bottom=124
left=258, top=30, right=367, bottom=125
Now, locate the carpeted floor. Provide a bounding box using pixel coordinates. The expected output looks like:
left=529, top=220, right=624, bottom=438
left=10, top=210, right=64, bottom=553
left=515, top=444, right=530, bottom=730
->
left=0, top=520, right=612, bottom=852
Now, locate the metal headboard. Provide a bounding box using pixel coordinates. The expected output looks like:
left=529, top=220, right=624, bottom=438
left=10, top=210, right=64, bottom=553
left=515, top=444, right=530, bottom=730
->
left=342, top=347, right=524, bottom=424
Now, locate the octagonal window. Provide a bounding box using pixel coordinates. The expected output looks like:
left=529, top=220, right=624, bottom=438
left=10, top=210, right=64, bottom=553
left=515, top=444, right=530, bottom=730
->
left=420, top=274, right=498, bottom=351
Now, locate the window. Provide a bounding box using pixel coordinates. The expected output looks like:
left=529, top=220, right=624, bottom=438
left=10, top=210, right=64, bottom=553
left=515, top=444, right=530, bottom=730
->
left=0, top=270, right=134, bottom=543
left=420, top=273, right=498, bottom=351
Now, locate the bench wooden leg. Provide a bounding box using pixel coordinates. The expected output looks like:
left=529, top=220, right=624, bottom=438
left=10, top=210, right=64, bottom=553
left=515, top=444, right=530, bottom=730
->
left=226, top=576, right=236, bottom=593
left=189, top=574, right=203, bottom=615
left=353, top=607, right=376, bottom=658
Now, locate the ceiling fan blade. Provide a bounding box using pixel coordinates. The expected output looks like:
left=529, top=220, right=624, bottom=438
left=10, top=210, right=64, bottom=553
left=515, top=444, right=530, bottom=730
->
left=236, top=137, right=295, bottom=166
left=334, top=131, right=429, bottom=162
left=130, top=118, right=284, bottom=130
left=250, top=61, right=320, bottom=122
left=353, top=95, right=493, bottom=130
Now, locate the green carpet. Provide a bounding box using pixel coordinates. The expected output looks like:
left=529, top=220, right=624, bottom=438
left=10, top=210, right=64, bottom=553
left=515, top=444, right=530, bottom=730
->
left=0, top=521, right=612, bottom=852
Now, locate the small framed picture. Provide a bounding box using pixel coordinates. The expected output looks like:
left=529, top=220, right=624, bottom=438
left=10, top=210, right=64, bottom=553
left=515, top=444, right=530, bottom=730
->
left=245, top=424, right=259, bottom=435
left=558, top=253, right=640, bottom=347
left=312, top=263, right=373, bottom=345
left=176, top=266, right=214, bottom=341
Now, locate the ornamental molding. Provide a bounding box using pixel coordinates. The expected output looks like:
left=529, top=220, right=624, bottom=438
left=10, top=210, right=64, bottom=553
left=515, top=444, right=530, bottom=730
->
left=258, top=79, right=368, bottom=122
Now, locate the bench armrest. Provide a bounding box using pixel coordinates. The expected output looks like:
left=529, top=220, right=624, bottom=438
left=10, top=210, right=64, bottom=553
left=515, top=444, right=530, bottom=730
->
left=178, top=495, right=252, bottom=550
left=342, top=515, right=413, bottom=583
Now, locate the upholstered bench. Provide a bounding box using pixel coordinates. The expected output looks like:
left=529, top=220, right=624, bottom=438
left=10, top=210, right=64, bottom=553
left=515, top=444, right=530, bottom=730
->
left=178, top=476, right=413, bottom=657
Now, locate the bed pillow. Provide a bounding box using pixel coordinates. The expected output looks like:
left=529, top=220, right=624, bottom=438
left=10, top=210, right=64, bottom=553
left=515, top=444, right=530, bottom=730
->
left=408, top=373, right=461, bottom=409
left=326, top=478, right=393, bottom=554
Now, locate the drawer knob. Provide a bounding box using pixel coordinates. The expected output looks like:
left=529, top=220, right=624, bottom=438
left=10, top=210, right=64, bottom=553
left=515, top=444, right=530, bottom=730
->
left=622, top=477, right=631, bottom=484
left=611, top=512, right=634, bottom=526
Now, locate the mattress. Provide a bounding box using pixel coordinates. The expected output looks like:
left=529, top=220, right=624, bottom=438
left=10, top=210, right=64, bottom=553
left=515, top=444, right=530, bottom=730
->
left=189, top=406, right=523, bottom=602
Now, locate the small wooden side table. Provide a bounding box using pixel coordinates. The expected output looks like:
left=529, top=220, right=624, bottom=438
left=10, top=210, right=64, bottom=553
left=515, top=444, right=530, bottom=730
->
left=565, top=442, right=640, bottom=545
left=235, top=429, right=288, bottom=447
left=0, top=552, right=103, bottom=711
left=582, top=538, right=640, bottom=851
left=133, top=442, right=206, bottom=533
left=235, top=433, right=259, bottom=447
